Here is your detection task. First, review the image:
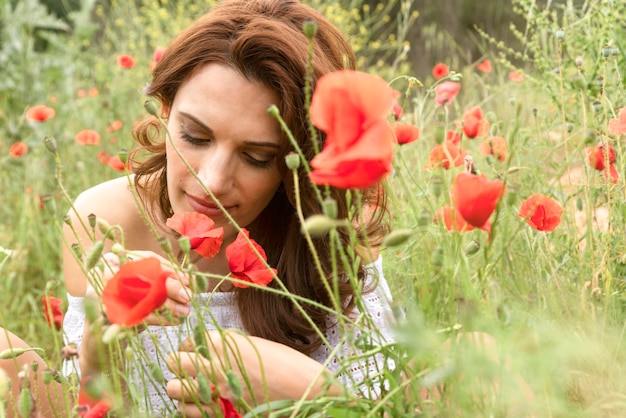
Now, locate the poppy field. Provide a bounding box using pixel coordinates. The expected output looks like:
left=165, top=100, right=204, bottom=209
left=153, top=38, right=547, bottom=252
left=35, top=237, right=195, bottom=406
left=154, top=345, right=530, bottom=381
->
left=2, top=0, right=626, bottom=417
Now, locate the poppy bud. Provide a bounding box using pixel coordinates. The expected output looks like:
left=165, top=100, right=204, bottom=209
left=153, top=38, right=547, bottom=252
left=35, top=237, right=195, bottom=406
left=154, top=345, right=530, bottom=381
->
left=322, top=197, right=338, bottom=219
left=41, top=195, right=57, bottom=215
left=63, top=215, right=72, bottom=226
left=144, top=100, right=159, bottom=116
left=196, top=374, right=214, bottom=404
left=417, top=209, right=431, bottom=226
left=602, top=45, right=612, bottom=58
left=18, top=388, right=33, bottom=418
left=31, top=361, right=39, bottom=373
left=96, top=217, right=112, bottom=235
left=575, top=56, right=583, bottom=67
left=193, top=273, right=208, bottom=293
left=302, top=20, right=318, bottom=39
left=267, top=104, right=280, bottom=118
left=382, top=229, right=413, bottom=247
left=43, top=136, right=57, bottom=154
left=566, top=122, right=574, bottom=132
left=0, top=347, right=42, bottom=360
left=118, top=148, right=128, bottom=164
left=285, top=152, right=300, bottom=170
left=88, top=213, right=97, bottom=230
left=196, top=345, right=211, bottom=361
left=464, top=239, right=480, bottom=255
left=42, top=369, right=53, bottom=385
left=110, top=243, right=125, bottom=256
left=102, top=324, right=123, bottom=344
left=148, top=361, right=165, bottom=384
left=178, top=236, right=191, bottom=255
left=431, top=176, right=443, bottom=198
left=555, top=29, right=565, bottom=41
left=431, top=246, right=444, bottom=269
left=301, top=214, right=336, bottom=236
left=84, top=241, right=104, bottom=271
left=226, top=370, right=243, bottom=399
left=576, top=197, right=583, bottom=211
left=193, top=325, right=209, bottom=357
left=158, top=236, right=173, bottom=254
left=591, top=101, right=602, bottom=113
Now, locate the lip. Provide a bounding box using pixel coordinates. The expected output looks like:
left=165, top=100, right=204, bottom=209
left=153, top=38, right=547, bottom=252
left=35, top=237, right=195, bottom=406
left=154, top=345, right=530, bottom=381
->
left=186, top=194, right=234, bottom=218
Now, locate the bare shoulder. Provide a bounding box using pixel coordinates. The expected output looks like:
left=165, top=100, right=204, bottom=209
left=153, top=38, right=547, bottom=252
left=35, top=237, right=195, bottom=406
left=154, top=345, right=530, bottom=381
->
left=69, top=176, right=139, bottom=226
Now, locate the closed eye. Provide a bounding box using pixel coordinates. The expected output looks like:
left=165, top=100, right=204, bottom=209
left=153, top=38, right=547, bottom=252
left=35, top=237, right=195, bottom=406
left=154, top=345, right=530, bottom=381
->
left=179, top=131, right=211, bottom=146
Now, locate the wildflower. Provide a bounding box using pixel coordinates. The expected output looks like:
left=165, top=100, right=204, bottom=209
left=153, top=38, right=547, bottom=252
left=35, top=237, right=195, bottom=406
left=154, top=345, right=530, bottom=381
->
left=434, top=206, right=475, bottom=232
left=78, top=376, right=111, bottom=418
left=117, top=54, right=136, bottom=69
left=41, top=296, right=63, bottom=331
left=219, top=397, right=242, bottom=418
left=508, top=70, right=524, bottom=82
left=9, top=142, right=28, bottom=157
left=87, top=87, right=99, bottom=97
left=225, top=229, right=276, bottom=288
left=107, top=120, right=122, bottom=132
left=479, top=136, right=508, bottom=162
left=446, top=130, right=461, bottom=146
left=106, top=155, right=127, bottom=171
left=608, top=108, right=626, bottom=136
left=461, top=106, right=490, bottom=138
left=309, top=70, right=398, bottom=189
left=394, top=123, right=420, bottom=145
left=76, top=89, right=86, bottom=98
left=518, top=194, right=563, bottom=232
left=434, top=81, right=461, bottom=106
left=432, top=63, right=449, bottom=79
left=585, top=142, right=619, bottom=184
left=392, top=101, right=403, bottom=120
left=75, top=130, right=101, bottom=146
left=153, top=46, right=167, bottom=63
left=426, top=142, right=467, bottom=169
left=166, top=212, right=224, bottom=258
left=25, top=104, right=55, bottom=122
left=452, top=172, right=506, bottom=230
left=477, top=59, right=492, bottom=73
left=101, top=258, right=170, bottom=327
left=97, top=151, right=110, bottom=164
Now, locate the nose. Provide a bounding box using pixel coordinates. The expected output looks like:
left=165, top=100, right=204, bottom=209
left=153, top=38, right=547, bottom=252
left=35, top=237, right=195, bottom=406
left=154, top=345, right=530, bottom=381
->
left=196, top=146, right=235, bottom=197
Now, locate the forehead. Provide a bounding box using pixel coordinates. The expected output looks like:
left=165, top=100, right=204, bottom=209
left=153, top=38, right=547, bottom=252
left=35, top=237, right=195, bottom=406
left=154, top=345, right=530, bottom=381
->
left=172, top=63, right=282, bottom=141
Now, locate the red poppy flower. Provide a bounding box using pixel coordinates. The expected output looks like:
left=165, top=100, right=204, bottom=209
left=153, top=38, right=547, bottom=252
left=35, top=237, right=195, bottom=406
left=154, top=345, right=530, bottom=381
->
left=446, top=130, right=461, bottom=146
left=106, top=155, right=128, bottom=172
left=518, top=194, right=563, bottom=232
left=394, top=123, right=420, bottom=145
left=508, top=70, right=524, bottom=82
left=219, top=397, right=242, bottom=418
left=461, top=106, right=490, bottom=138
left=76, top=89, right=86, bottom=98
left=309, top=70, right=398, bottom=189
left=608, top=108, right=626, bottom=136
left=477, top=59, right=492, bottom=73
left=101, top=258, right=170, bottom=327
left=426, top=142, right=467, bottom=169
left=106, top=120, right=123, bottom=132
left=78, top=376, right=111, bottom=418
left=75, top=130, right=101, bottom=146
left=42, top=296, right=63, bottom=331
left=166, top=212, right=224, bottom=258
left=585, top=143, right=619, bottom=184
left=225, top=229, right=276, bottom=288
left=97, top=151, right=110, bottom=164
left=392, top=101, right=403, bottom=121
left=452, top=172, right=506, bottom=229
left=432, top=63, right=449, bottom=79
left=117, top=54, right=136, bottom=69
left=153, top=46, right=167, bottom=63
left=434, top=205, right=475, bottom=232
left=87, top=87, right=99, bottom=97
left=25, top=104, right=55, bottom=122
left=479, top=136, right=508, bottom=162
left=434, top=81, right=461, bottom=106
left=9, top=142, right=28, bottom=157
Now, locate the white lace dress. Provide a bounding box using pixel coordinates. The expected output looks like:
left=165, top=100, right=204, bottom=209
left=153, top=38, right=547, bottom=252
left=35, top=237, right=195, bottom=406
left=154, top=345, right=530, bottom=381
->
left=63, top=255, right=397, bottom=415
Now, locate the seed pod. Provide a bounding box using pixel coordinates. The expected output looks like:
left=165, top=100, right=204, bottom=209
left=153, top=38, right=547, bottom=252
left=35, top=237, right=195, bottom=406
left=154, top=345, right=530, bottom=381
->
left=322, top=198, right=338, bottom=220
left=88, top=213, right=97, bottom=230
left=301, top=214, right=336, bottom=236
left=0, top=347, right=43, bottom=360
left=144, top=100, right=159, bottom=116
left=302, top=20, right=318, bottom=39
left=575, top=56, right=583, bottom=67
left=102, top=324, right=123, bottom=344
left=18, top=387, right=33, bottom=418
left=43, top=136, right=58, bottom=153
left=148, top=362, right=165, bottom=384
left=576, top=197, right=583, bottom=211
left=464, top=240, right=481, bottom=256
left=42, top=369, right=54, bottom=385
left=197, top=374, right=214, bottom=404
left=382, top=229, right=413, bottom=247
left=555, top=29, right=565, bottom=41
left=267, top=104, right=280, bottom=118
left=84, top=241, right=104, bottom=271
left=284, top=152, right=300, bottom=170
left=193, top=274, right=208, bottom=293
left=226, top=370, right=243, bottom=399
left=431, top=176, right=443, bottom=198
left=178, top=236, right=191, bottom=255
left=124, top=346, right=134, bottom=361
left=417, top=209, right=431, bottom=227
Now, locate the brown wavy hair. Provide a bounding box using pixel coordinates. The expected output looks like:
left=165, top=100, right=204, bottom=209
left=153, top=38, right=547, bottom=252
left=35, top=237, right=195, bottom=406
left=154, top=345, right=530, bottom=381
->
left=131, top=0, right=389, bottom=356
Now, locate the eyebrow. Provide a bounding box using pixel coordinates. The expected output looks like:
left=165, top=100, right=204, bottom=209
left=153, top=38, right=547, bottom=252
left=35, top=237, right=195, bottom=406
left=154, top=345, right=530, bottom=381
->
left=178, top=111, right=281, bottom=149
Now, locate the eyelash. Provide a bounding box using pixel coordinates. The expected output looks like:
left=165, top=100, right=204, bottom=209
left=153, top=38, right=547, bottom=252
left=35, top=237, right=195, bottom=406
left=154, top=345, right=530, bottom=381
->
left=178, top=131, right=274, bottom=170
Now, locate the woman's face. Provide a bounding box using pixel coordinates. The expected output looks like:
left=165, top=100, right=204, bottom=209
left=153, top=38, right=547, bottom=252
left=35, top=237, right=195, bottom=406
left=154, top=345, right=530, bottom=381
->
left=166, top=63, right=283, bottom=242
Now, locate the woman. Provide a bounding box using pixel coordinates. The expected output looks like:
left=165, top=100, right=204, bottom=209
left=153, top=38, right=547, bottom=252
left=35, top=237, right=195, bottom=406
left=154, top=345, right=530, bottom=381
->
left=57, top=0, right=396, bottom=416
